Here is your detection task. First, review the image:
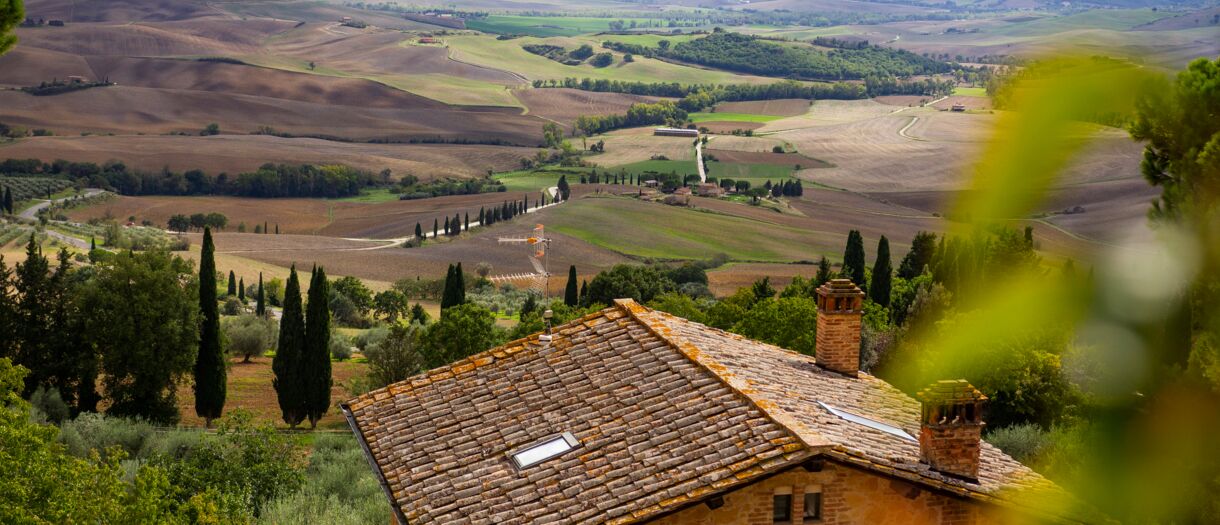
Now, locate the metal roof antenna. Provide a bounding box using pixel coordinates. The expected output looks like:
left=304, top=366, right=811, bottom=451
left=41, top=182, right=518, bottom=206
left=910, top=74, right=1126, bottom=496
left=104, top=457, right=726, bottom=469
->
left=496, top=223, right=554, bottom=341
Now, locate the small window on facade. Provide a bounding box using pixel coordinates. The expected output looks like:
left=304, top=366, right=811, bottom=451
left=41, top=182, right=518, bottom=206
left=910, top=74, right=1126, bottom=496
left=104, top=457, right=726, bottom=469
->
left=803, top=492, right=823, bottom=521
left=772, top=494, right=793, bottom=523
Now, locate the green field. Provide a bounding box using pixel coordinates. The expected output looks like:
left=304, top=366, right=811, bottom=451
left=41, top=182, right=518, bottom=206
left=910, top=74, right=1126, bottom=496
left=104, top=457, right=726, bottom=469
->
left=985, top=9, right=1176, bottom=37
left=952, top=86, right=987, bottom=97
left=546, top=196, right=825, bottom=262
left=466, top=15, right=659, bottom=37
left=707, top=162, right=795, bottom=181
left=335, top=188, right=402, bottom=203
left=445, top=34, right=776, bottom=85
left=613, top=159, right=699, bottom=177
left=495, top=168, right=591, bottom=192
left=690, top=112, right=784, bottom=123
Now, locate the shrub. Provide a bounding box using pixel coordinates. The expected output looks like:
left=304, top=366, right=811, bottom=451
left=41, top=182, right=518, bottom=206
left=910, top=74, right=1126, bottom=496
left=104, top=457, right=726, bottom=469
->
left=223, top=297, right=244, bottom=315
left=58, top=412, right=157, bottom=460
left=351, top=325, right=389, bottom=352
left=330, top=333, right=353, bottom=361
left=29, top=386, right=70, bottom=424
left=986, top=423, right=1048, bottom=465
left=258, top=432, right=389, bottom=525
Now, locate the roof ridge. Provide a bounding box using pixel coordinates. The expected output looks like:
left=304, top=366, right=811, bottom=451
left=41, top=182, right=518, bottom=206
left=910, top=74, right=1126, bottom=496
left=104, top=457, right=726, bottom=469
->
left=346, top=306, right=619, bottom=411
left=613, top=299, right=835, bottom=450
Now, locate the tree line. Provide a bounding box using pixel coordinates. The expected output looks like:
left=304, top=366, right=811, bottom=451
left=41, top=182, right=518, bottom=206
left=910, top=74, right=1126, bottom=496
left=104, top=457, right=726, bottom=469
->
left=573, top=100, right=688, bottom=136
left=0, top=159, right=380, bottom=198
left=602, top=30, right=952, bottom=82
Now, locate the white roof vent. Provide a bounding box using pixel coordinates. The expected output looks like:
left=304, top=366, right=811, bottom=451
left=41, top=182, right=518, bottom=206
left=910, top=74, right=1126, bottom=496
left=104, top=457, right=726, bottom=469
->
left=509, top=432, right=580, bottom=469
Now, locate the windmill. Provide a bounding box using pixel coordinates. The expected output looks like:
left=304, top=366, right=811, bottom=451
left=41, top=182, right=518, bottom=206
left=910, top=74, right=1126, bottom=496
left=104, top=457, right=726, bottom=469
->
left=495, top=223, right=552, bottom=300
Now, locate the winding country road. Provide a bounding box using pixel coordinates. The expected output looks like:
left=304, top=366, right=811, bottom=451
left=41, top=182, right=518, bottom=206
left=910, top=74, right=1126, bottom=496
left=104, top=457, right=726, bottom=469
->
left=18, top=188, right=106, bottom=220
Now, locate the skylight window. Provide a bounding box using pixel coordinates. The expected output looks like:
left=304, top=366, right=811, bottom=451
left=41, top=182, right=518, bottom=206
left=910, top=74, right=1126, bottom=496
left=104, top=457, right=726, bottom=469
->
left=509, top=432, right=580, bottom=469
left=817, top=401, right=915, bottom=442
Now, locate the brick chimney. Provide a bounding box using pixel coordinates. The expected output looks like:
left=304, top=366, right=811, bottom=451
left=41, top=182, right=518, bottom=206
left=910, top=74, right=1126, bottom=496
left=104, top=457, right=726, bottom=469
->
left=815, top=279, right=865, bottom=377
left=917, top=380, right=987, bottom=480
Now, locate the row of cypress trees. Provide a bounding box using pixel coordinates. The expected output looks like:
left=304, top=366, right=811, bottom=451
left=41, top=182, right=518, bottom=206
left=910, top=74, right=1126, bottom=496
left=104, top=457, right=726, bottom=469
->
left=440, top=263, right=466, bottom=311
left=272, top=264, right=332, bottom=428
left=839, top=229, right=893, bottom=308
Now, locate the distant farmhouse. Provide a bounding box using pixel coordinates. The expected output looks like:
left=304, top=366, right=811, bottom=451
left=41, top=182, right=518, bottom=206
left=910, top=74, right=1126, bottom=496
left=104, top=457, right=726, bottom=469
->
left=344, top=281, right=1091, bottom=525
left=654, top=127, right=699, bottom=137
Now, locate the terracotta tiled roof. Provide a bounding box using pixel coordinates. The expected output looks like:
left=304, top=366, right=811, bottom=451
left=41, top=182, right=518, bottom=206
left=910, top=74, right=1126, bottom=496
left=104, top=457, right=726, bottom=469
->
left=343, top=300, right=1090, bottom=525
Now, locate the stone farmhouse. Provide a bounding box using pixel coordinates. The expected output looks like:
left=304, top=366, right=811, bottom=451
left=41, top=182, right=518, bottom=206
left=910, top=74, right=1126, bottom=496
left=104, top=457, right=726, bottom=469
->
left=343, top=280, right=1090, bottom=524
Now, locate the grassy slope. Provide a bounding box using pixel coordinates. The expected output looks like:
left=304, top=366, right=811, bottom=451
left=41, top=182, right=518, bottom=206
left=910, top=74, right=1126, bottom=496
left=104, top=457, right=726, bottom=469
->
left=952, top=86, right=987, bottom=97
left=707, top=162, right=795, bottom=180
left=546, top=196, right=826, bottom=262
left=445, top=34, right=777, bottom=85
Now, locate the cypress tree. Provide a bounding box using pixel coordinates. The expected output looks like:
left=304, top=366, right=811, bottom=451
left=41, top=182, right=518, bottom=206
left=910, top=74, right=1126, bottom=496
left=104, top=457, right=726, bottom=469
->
left=441, top=264, right=456, bottom=310
left=275, top=224, right=280, bottom=234
left=238, top=277, right=245, bottom=302
left=815, top=256, right=832, bottom=286
left=870, top=236, right=893, bottom=308
left=3, top=187, right=11, bottom=214
left=89, top=237, right=96, bottom=250
left=564, top=265, right=578, bottom=306
left=227, top=270, right=237, bottom=296
left=273, top=265, right=306, bottom=428
left=579, top=280, right=588, bottom=306
left=479, top=207, right=485, bottom=225
left=264, top=221, right=268, bottom=234
left=433, top=218, right=438, bottom=238
left=303, top=266, right=332, bottom=429
left=415, top=222, right=423, bottom=240
left=194, top=227, right=226, bottom=428
left=464, top=212, right=469, bottom=231
left=842, top=230, right=866, bottom=288
left=454, top=263, right=466, bottom=305
left=256, top=273, right=265, bottom=316
left=454, top=213, right=460, bottom=233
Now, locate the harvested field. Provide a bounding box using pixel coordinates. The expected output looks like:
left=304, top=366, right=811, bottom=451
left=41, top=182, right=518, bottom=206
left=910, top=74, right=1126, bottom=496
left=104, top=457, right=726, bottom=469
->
left=515, top=88, right=664, bottom=128
left=931, top=96, right=993, bottom=111
left=66, top=190, right=567, bottom=240
left=13, top=19, right=291, bottom=57
left=705, top=149, right=831, bottom=169
left=589, top=130, right=697, bottom=167
left=701, top=122, right=767, bottom=134
left=873, top=95, right=938, bottom=107
left=176, top=355, right=367, bottom=429
left=704, top=135, right=787, bottom=152
left=760, top=99, right=898, bottom=132
left=23, top=0, right=218, bottom=22
left=80, top=56, right=446, bottom=109
left=708, top=262, right=820, bottom=296
left=0, top=85, right=542, bottom=143
left=232, top=225, right=631, bottom=284
left=0, top=46, right=94, bottom=87
left=715, top=99, right=811, bottom=117
left=0, top=135, right=537, bottom=180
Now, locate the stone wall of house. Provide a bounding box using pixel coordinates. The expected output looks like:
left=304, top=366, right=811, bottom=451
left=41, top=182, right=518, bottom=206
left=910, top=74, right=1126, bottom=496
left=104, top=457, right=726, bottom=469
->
left=647, top=462, right=1018, bottom=525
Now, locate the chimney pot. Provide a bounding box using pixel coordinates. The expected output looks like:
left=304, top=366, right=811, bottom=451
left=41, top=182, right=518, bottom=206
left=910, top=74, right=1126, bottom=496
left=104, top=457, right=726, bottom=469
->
left=916, top=380, right=987, bottom=480
left=815, top=279, right=865, bottom=377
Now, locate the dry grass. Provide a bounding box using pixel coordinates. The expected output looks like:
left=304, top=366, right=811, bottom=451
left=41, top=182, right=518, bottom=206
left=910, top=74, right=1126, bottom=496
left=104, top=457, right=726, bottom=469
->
left=1, top=135, right=536, bottom=180
left=708, top=262, right=818, bottom=296
left=516, top=88, right=664, bottom=128
left=715, top=99, right=812, bottom=117
left=175, top=355, right=369, bottom=429
left=589, top=129, right=696, bottom=167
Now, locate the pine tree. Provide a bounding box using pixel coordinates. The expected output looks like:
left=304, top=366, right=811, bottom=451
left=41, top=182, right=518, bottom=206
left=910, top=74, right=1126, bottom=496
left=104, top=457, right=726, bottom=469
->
left=256, top=273, right=266, bottom=316
left=564, top=265, right=578, bottom=306
left=870, top=236, right=893, bottom=308
left=303, top=266, right=332, bottom=429
left=227, top=270, right=237, bottom=296
left=273, top=265, right=306, bottom=428
left=842, top=230, right=866, bottom=288
left=194, top=228, right=226, bottom=427
left=238, top=277, right=245, bottom=302
left=815, top=256, right=832, bottom=286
